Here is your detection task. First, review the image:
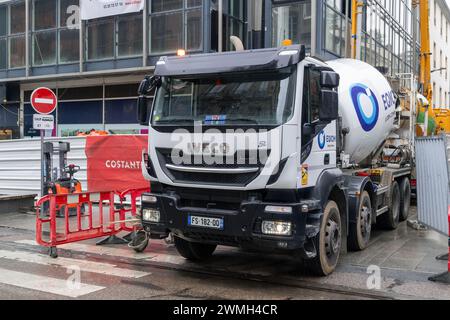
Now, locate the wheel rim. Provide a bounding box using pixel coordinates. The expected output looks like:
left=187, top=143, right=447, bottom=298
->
left=403, top=185, right=411, bottom=216
left=325, top=209, right=341, bottom=265
left=360, top=199, right=372, bottom=241
left=392, top=187, right=400, bottom=221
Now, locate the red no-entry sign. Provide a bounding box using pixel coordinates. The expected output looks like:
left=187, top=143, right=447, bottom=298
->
left=31, top=87, right=57, bottom=115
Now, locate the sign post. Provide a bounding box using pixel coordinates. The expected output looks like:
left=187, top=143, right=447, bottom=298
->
left=30, top=88, right=57, bottom=197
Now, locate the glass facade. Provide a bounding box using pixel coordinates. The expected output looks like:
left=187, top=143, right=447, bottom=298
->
left=359, top=0, right=420, bottom=76
left=0, top=0, right=425, bottom=139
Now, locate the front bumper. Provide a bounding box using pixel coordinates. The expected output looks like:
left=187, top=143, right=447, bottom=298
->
left=141, top=192, right=322, bottom=252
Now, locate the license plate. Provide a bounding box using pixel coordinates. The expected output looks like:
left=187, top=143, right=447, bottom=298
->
left=188, top=215, right=224, bottom=230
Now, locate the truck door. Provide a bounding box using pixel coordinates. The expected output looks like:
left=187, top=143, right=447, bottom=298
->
left=299, top=66, right=338, bottom=189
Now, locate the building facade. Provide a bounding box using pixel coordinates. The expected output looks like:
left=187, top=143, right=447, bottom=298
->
left=430, top=0, right=450, bottom=108
left=0, top=0, right=421, bottom=140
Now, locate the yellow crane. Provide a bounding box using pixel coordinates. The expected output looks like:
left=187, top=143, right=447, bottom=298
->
left=413, top=0, right=439, bottom=136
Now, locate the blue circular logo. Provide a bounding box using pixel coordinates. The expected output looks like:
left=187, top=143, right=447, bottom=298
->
left=350, top=84, right=379, bottom=132
left=318, top=130, right=326, bottom=149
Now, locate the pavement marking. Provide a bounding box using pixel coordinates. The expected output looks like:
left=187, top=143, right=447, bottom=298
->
left=0, top=249, right=150, bottom=279
left=0, top=267, right=104, bottom=298
left=17, top=239, right=188, bottom=265
left=16, top=240, right=157, bottom=260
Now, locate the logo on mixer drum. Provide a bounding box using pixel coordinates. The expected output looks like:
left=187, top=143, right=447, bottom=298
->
left=350, top=83, right=379, bottom=132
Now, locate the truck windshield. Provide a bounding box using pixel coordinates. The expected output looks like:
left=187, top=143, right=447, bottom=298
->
left=151, top=66, right=297, bottom=127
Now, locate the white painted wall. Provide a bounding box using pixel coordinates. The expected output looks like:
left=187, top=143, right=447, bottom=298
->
left=0, top=137, right=87, bottom=196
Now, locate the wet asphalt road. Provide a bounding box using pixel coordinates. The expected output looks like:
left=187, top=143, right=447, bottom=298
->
left=0, top=208, right=448, bottom=300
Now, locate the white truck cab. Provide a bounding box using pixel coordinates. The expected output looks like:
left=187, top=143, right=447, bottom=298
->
left=137, top=45, right=412, bottom=276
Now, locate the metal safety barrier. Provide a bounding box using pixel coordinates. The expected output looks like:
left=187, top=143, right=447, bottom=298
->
left=36, top=188, right=149, bottom=258
left=416, top=135, right=450, bottom=236
left=429, top=207, right=450, bottom=284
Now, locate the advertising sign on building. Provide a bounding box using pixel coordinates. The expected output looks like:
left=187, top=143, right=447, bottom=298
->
left=80, top=0, right=145, bottom=20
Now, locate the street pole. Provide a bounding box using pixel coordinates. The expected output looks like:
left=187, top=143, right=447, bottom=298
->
left=218, top=0, right=223, bottom=52
left=40, top=129, right=44, bottom=198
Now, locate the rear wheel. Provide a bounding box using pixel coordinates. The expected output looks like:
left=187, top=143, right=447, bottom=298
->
left=302, top=201, right=342, bottom=276
left=174, top=236, right=217, bottom=261
left=378, top=181, right=400, bottom=230
left=348, top=191, right=372, bottom=251
left=399, top=178, right=411, bottom=221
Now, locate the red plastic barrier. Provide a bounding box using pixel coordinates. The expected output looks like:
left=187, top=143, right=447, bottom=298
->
left=447, top=207, right=450, bottom=275
left=118, top=187, right=150, bottom=234
left=36, top=188, right=149, bottom=249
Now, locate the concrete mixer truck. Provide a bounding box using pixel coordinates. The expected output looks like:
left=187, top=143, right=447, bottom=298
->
left=136, top=45, right=414, bottom=276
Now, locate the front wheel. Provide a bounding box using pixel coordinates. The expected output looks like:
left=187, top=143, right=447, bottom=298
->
left=174, top=236, right=217, bottom=261
left=302, top=201, right=342, bottom=276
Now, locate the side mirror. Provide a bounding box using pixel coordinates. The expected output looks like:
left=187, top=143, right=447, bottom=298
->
left=137, top=96, right=149, bottom=125
left=137, top=76, right=161, bottom=125
left=320, top=70, right=340, bottom=88
left=319, top=89, right=339, bottom=122
left=319, top=70, right=339, bottom=122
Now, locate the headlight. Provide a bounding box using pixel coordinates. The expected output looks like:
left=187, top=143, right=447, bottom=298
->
left=142, top=195, right=157, bottom=203
left=142, top=208, right=160, bottom=222
left=262, top=221, right=292, bottom=236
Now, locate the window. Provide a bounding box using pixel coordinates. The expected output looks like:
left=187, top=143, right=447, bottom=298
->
left=0, top=39, right=6, bottom=70
left=32, top=0, right=59, bottom=66
left=105, top=99, right=138, bottom=124
left=0, top=104, right=20, bottom=140
left=434, top=42, right=437, bottom=68
left=87, top=19, right=115, bottom=60
left=7, top=2, right=26, bottom=68
left=151, top=11, right=183, bottom=54
left=302, top=66, right=321, bottom=141
left=152, top=68, right=297, bottom=127
left=60, top=0, right=78, bottom=28
left=33, top=31, right=57, bottom=65
left=186, top=9, right=202, bottom=51
left=105, top=84, right=139, bottom=98
left=59, top=29, right=79, bottom=63
left=59, top=0, right=80, bottom=63
left=10, top=2, right=25, bottom=34
left=0, top=6, right=6, bottom=37
left=58, top=101, right=103, bottom=124
left=324, top=4, right=345, bottom=56
left=118, top=15, right=143, bottom=57
left=150, top=0, right=203, bottom=54
left=9, top=36, right=25, bottom=68
left=272, top=1, right=312, bottom=49
left=34, top=0, right=57, bottom=31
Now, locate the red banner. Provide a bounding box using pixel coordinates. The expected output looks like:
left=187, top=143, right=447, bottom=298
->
left=86, top=135, right=148, bottom=192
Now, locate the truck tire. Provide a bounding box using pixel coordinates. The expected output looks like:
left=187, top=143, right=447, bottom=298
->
left=378, top=181, right=400, bottom=230
left=348, top=191, right=372, bottom=251
left=174, top=236, right=217, bottom=261
left=302, top=201, right=342, bottom=276
left=399, top=178, right=411, bottom=221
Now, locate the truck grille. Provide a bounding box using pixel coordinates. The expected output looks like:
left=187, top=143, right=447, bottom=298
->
left=156, top=148, right=269, bottom=186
